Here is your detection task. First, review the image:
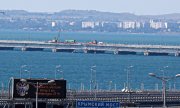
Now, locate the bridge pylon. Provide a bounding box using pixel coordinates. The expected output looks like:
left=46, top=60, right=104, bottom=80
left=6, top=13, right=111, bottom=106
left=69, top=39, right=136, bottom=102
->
left=175, top=52, right=179, bottom=56
left=144, top=50, right=149, bottom=56
left=52, top=48, right=57, bottom=52
left=21, top=47, right=26, bottom=51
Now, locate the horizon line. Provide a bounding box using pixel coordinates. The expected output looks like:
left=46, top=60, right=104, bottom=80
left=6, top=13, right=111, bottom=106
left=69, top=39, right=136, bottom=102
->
left=1, top=9, right=180, bottom=16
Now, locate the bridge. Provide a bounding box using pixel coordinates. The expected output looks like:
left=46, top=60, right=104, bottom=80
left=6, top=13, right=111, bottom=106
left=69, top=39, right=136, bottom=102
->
left=0, top=40, right=180, bottom=56
left=1, top=77, right=180, bottom=107
left=1, top=90, right=180, bottom=107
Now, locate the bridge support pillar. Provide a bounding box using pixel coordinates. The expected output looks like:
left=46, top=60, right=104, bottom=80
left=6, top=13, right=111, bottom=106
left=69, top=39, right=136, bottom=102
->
left=52, top=48, right=57, bottom=52
left=84, top=49, right=88, bottom=53
left=21, top=47, right=26, bottom=51
left=144, top=51, right=149, bottom=56
left=175, top=52, right=179, bottom=56
left=114, top=50, right=119, bottom=55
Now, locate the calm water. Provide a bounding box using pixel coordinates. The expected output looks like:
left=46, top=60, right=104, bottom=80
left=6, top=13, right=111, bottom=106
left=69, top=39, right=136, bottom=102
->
left=0, top=30, right=180, bottom=91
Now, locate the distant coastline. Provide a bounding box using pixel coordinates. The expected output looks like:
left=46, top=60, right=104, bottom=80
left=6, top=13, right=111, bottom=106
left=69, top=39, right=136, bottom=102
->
left=0, top=10, right=180, bottom=34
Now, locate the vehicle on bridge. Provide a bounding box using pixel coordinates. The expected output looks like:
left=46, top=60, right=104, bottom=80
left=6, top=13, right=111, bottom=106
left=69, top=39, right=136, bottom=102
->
left=65, top=40, right=76, bottom=43
left=47, top=37, right=59, bottom=43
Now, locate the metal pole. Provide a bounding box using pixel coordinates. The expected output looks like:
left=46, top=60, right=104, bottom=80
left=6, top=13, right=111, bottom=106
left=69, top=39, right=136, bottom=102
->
left=24, top=70, right=30, bottom=79
left=90, top=80, right=92, bottom=92
left=20, top=68, right=21, bottom=78
left=91, top=65, right=96, bottom=99
left=55, top=70, right=57, bottom=79
left=55, top=67, right=57, bottom=79
left=55, top=65, right=61, bottom=79
left=36, top=82, right=39, bottom=108
left=90, top=67, right=93, bottom=92
left=149, top=73, right=180, bottom=108
left=126, top=66, right=133, bottom=91
left=94, top=67, right=96, bottom=99
left=61, top=71, right=64, bottom=79
left=163, top=80, right=166, bottom=108
left=28, top=70, right=31, bottom=79
left=141, top=83, right=144, bottom=91
left=80, top=83, right=82, bottom=91
left=68, top=83, right=71, bottom=89
left=1, top=82, right=4, bottom=97
left=155, top=83, right=159, bottom=91
left=127, top=69, right=129, bottom=91
left=20, top=65, right=27, bottom=78
left=8, top=77, right=13, bottom=99
left=95, top=87, right=96, bottom=99
left=109, top=81, right=112, bottom=91
left=174, top=83, right=176, bottom=91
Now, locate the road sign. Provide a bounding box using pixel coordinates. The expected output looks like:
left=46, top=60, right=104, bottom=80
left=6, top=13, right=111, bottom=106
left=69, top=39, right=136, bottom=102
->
left=76, top=100, right=120, bottom=108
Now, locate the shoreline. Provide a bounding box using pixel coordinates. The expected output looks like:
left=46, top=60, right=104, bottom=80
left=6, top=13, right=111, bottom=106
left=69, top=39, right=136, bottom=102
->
left=0, top=29, right=180, bottom=35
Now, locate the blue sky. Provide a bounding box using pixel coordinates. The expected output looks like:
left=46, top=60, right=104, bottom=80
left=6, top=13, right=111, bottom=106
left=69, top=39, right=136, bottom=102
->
left=0, top=0, right=180, bottom=15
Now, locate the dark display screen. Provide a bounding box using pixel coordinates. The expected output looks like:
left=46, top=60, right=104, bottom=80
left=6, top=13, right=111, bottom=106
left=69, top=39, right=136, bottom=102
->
left=13, top=79, right=66, bottom=99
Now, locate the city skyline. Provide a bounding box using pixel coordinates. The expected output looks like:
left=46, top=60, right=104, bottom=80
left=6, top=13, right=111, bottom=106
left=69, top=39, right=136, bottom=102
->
left=0, top=0, right=180, bottom=15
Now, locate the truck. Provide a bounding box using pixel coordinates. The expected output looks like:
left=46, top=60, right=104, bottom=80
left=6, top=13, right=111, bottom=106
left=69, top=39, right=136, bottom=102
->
left=65, top=40, right=76, bottom=43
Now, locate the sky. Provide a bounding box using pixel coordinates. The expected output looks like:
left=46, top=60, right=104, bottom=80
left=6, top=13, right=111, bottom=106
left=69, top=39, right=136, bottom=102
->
left=0, top=0, right=180, bottom=15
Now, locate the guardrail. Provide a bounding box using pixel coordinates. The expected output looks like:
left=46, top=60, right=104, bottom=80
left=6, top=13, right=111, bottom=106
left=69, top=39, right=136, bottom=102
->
left=1, top=90, right=180, bottom=107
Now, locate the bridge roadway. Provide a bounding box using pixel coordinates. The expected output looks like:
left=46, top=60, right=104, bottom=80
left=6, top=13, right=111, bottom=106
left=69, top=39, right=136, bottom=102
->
left=1, top=90, right=180, bottom=107
left=0, top=40, right=180, bottom=56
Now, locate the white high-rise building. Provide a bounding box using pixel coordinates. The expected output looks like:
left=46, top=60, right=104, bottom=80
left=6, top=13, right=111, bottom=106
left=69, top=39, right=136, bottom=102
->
left=117, top=21, right=142, bottom=29
left=150, top=20, right=168, bottom=29
left=51, top=21, right=56, bottom=27
left=135, top=22, right=141, bottom=28
left=69, top=22, right=75, bottom=26
left=123, top=21, right=136, bottom=29
left=82, top=22, right=95, bottom=28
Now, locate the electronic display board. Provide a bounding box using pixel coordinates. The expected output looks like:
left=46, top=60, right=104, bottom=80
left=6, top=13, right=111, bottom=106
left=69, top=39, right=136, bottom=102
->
left=13, top=79, right=66, bottom=99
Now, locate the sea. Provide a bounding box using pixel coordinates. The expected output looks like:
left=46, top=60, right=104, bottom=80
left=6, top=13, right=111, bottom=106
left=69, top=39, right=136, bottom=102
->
left=0, top=30, right=180, bottom=91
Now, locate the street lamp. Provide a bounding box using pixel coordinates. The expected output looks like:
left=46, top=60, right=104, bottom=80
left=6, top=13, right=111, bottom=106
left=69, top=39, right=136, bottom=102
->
left=8, top=77, right=14, bottom=99
left=24, top=70, right=31, bottom=79
left=149, top=73, right=180, bottom=108
left=90, top=65, right=96, bottom=92
left=90, top=65, right=97, bottom=99
left=20, top=79, right=55, bottom=108
left=109, top=81, right=112, bottom=91
left=60, top=71, right=64, bottom=79
left=20, top=65, right=27, bottom=78
left=125, top=65, right=133, bottom=92
left=55, top=65, right=63, bottom=79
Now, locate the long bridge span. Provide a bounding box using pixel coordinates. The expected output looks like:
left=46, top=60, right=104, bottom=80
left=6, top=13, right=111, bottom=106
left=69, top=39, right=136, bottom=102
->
left=0, top=40, right=180, bottom=56
left=1, top=90, right=180, bottom=107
